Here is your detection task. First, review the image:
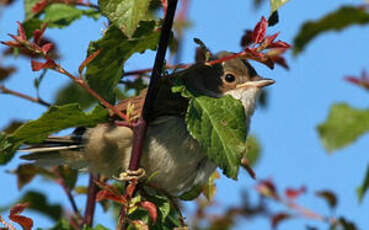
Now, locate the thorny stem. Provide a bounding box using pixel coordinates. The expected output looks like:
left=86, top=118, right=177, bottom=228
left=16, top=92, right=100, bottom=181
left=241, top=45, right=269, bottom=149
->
left=0, top=85, right=51, bottom=107
left=53, top=167, right=80, bottom=219
left=117, top=0, right=179, bottom=229
left=83, top=173, right=99, bottom=227
left=54, top=65, right=129, bottom=121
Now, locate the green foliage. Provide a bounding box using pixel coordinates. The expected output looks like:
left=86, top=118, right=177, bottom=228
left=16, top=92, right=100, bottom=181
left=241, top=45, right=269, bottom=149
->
left=127, top=192, right=182, bottom=229
left=85, top=25, right=160, bottom=103
left=0, top=104, right=108, bottom=164
left=99, top=0, right=152, bottom=38
left=20, top=191, right=63, bottom=221
left=357, top=164, right=369, bottom=203
left=293, top=6, right=369, bottom=55
left=54, top=82, right=96, bottom=109
left=173, top=84, right=247, bottom=179
left=317, top=103, right=369, bottom=152
left=43, top=4, right=99, bottom=28
left=23, top=0, right=100, bottom=35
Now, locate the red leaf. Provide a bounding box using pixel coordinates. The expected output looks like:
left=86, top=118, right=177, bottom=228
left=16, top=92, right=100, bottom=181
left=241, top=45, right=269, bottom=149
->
left=271, top=213, right=291, bottom=229
left=240, top=30, right=253, bottom=48
left=41, top=43, right=53, bottom=55
left=31, top=58, right=56, bottom=71
left=270, top=40, right=291, bottom=49
left=125, top=181, right=137, bottom=198
left=96, top=190, right=127, bottom=205
left=140, top=201, right=158, bottom=224
left=9, top=203, right=33, bottom=230
left=315, top=190, right=337, bottom=209
left=263, top=32, right=280, bottom=47
left=270, top=55, right=289, bottom=70
left=16, top=21, right=26, bottom=40
left=1, top=40, right=22, bottom=48
left=33, top=23, right=48, bottom=45
left=285, top=186, right=306, bottom=200
left=10, top=203, right=29, bottom=216
left=345, top=70, right=369, bottom=90
left=255, top=179, right=278, bottom=199
left=32, top=0, right=49, bottom=14
left=79, top=49, right=101, bottom=74
left=252, top=16, right=268, bottom=44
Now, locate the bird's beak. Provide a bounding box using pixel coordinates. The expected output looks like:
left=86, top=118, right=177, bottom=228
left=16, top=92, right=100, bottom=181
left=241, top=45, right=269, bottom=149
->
left=236, top=76, right=275, bottom=89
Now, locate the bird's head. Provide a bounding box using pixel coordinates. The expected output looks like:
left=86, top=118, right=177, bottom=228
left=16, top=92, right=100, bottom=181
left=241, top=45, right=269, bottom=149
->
left=181, top=51, right=275, bottom=117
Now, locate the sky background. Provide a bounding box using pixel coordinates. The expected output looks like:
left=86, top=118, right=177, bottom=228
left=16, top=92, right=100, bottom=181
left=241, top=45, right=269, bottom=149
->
left=1, top=0, right=369, bottom=229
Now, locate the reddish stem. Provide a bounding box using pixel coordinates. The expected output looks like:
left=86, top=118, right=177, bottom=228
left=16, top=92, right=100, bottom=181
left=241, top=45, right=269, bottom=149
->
left=55, top=66, right=129, bottom=121
left=83, top=173, right=99, bottom=227
left=0, top=85, right=51, bottom=107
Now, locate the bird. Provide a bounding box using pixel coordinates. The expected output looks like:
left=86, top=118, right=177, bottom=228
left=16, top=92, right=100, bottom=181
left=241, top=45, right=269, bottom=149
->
left=20, top=51, right=275, bottom=195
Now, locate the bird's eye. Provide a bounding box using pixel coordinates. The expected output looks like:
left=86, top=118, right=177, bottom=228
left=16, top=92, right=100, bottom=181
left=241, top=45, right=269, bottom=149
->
left=224, top=74, right=236, bottom=83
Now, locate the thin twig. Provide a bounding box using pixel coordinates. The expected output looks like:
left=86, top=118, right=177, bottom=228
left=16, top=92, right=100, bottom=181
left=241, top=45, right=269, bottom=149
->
left=83, top=173, right=99, bottom=227
left=53, top=167, right=80, bottom=218
left=54, top=65, right=129, bottom=121
left=0, top=85, right=51, bottom=107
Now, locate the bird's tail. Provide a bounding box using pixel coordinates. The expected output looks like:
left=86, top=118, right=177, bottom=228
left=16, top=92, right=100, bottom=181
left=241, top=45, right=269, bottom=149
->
left=20, top=128, right=88, bottom=169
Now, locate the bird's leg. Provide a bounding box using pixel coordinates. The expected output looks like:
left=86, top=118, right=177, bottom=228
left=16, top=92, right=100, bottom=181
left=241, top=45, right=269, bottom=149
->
left=113, top=168, right=146, bottom=181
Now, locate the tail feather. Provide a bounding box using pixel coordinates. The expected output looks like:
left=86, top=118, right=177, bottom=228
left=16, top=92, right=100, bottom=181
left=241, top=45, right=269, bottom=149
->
left=20, top=134, right=87, bottom=169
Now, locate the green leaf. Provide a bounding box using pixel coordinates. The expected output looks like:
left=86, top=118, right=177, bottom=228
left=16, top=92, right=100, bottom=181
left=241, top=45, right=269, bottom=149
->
left=317, top=103, right=369, bottom=152
left=24, top=2, right=101, bottom=30
left=0, top=104, right=108, bottom=165
left=47, top=219, right=75, bottom=230
left=174, top=85, right=247, bottom=179
left=20, top=191, right=63, bottom=221
left=54, top=82, right=96, bottom=109
left=270, top=0, right=290, bottom=14
left=179, top=184, right=203, bottom=201
left=43, top=4, right=84, bottom=28
left=24, top=0, right=40, bottom=19
left=99, top=0, right=152, bottom=38
left=85, top=25, right=160, bottom=103
left=293, top=6, right=369, bottom=55
left=357, top=164, right=369, bottom=203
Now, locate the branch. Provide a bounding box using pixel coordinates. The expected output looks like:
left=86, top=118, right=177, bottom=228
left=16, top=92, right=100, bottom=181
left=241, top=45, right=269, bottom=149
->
left=117, top=0, right=179, bottom=229
left=83, top=173, right=99, bottom=227
left=54, top=65, right=129, bottom=121
left=0, top=85, right=51, bottom=107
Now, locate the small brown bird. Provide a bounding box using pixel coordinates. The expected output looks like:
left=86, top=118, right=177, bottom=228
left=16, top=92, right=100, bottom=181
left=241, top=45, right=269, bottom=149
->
left=21, top=52, right=274, bottom=195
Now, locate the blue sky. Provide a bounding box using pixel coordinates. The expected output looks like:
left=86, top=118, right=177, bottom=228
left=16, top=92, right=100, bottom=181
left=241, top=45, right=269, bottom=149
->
left=1, top=0, right=369, bottom=229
